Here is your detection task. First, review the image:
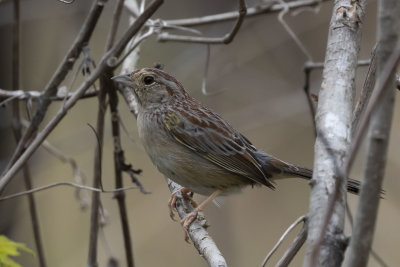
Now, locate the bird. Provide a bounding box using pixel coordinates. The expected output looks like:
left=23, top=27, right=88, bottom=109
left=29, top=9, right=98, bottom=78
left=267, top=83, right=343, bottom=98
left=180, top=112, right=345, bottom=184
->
left=112, top=67, right=361, bottom=233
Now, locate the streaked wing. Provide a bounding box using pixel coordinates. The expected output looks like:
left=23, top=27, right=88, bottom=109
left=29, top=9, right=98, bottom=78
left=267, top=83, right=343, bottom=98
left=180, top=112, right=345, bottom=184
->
left=163, top=107, right=275, bottom=189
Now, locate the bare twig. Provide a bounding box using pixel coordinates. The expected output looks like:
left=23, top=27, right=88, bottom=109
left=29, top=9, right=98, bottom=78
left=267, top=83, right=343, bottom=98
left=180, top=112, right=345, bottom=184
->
left=157, top=0, right=246, bottom=44
left=302, top=59, right=371, bottom=137
left=352, top=48, right=377, bottom=136
left=88, top=1, right=130, bottom=265
left=276, top=221, right=308, bottom=267
left=0, top=182, right=140, bottom=202
left=163, top=0, right=330, bottom=27
left=303, top=59, right=370, bottom=71
left=302, top=67, right=316, bottom=136
left=345, top=0, right=399, bottom=265
left=41, top=139, right=90, bottom=209
left=87, top=82, right=107, bottom=267
left=109, top=91, right=137, bottom=267
left=120, top=162, right=148, bottom=194
left=261, top=215, right=306, bottom=267
left=106, top=2, right=137, bottom=265
left=166, top=179, right=227, bottom=267
left=0, top=0, right=164, bottom=194
left=342, top=41, right=400, bottom=178
left=0, top=88, right=98, bottom=103
left=276, top=0, right=313, bottom=61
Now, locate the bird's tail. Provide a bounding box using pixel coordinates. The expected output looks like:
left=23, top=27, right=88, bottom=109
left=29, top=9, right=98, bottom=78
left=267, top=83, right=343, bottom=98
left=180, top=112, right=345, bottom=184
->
left=280, top=165, right=361, bottom=195
left=255, top=151, right=361, bottom=195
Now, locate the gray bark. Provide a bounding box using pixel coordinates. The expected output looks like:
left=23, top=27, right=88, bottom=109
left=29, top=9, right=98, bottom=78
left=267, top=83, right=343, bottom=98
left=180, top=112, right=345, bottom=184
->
left=303, top=0, right=366, bottom=266
left=344, top=0, right=399, bottom=266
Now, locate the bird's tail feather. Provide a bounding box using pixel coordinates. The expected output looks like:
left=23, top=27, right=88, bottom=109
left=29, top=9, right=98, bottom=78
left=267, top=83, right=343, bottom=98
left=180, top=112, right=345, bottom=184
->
left=255, top=151, right=361, bottom=195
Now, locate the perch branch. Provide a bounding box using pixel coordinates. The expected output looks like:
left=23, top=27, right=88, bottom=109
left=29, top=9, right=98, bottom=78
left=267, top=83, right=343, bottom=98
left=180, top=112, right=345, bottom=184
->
left=167, top=180, right=227, bottom=267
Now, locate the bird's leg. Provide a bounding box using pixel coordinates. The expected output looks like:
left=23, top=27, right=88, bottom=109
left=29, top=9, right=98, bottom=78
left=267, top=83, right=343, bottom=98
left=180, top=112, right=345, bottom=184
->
left=168, top=187, right=197, bottom=221
left=181, top=189, right=222, bottom=241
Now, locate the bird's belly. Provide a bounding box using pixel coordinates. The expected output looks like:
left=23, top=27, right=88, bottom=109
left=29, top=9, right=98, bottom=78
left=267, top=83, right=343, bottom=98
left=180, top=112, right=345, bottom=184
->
left=143, top=138, right=250, bottom=196
left=138, top=114, right=252, bottom=196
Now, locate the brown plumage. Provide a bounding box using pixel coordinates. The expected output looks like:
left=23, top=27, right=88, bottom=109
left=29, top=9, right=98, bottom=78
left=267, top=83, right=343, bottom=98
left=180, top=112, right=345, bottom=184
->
left=113, top=68, right=362, bottom=230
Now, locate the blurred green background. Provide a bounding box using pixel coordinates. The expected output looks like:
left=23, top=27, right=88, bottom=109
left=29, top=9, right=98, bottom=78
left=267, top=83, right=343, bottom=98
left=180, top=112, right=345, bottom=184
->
left=0, top=0, right=399, bottom=266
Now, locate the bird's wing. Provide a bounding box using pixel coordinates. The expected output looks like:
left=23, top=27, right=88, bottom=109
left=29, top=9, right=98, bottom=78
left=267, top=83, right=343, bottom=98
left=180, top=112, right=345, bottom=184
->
left=163, top=108, right=275, bottom=189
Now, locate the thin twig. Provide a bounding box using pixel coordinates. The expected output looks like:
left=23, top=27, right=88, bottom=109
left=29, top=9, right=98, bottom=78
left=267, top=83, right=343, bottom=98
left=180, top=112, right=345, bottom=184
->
left=352, top=47, right=377, bottom=138
left=0, top=182, right=140, bottom=202
left=302, top=58, right=372, bottom=137
left=303, top=59, right=370, bottom=71
left=42, top=139, right=90, bottom=209
left=261, top=215, right=306, bottom=267
left=87, top=81, right=107, bottom=267
left=88, top=1, right=128, bottom=264
left=276, top=221, right=308, bottom=267
left=342, top=40, right=400, bottom=178
left=163, top=0, right=331, bottom=27
left=302, top=67, right=316, bottom=136
left=106, top=2, right=137, bottom=265
left=0, top=0, right=164, bottom=194
left=157, top=0, right=246, bottom=44
left=276, top=0, right=313, bottom=61
left=109, top=98, right=136, bottom=267
left=0, top=88, right=98, bottom=103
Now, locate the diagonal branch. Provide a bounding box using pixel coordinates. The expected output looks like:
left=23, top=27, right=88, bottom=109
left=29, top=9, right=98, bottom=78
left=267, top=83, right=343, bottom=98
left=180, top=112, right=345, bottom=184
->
left=344, top=0, right=399, bottom=265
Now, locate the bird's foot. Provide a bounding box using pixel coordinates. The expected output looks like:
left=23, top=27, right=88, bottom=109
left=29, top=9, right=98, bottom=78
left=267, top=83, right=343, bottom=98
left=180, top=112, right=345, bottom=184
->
left=168, top=187, right=197, bottom=221
left=181, top=209, right=200, bottom=242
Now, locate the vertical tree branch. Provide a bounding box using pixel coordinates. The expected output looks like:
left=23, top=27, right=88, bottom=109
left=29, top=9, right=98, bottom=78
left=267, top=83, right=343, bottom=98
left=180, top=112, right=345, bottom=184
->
left=87, top=74, right=108, bottom=267
left=10, top=1, right=46, bottom=266
left=345, top=0, right=399, bottom=265
left=303, top=0, right=366, bottom=266
left=87, top=0, right=127, bottom=264
left=109, top=83, right=136, bottom=267
left=107, top=1, right=136, bottom=266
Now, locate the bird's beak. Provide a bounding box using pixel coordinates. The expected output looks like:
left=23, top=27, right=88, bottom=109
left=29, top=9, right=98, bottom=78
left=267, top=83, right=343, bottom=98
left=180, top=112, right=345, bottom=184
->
left=111, top=74, right=135, bottom=87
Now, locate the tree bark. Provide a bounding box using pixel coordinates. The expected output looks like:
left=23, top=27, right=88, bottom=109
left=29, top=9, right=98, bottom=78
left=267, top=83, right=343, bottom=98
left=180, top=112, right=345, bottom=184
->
left=344, top=0, right=399, bottom=266
left=303, top=0, right=366, bottom=266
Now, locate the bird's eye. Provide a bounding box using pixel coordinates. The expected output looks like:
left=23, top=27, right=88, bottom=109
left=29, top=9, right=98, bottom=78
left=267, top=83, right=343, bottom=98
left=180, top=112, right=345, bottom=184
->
left=143, top=76, right=155, bottom=85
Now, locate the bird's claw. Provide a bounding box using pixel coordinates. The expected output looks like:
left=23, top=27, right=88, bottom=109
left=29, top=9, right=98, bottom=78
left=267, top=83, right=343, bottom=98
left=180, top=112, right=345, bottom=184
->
left=181, top=209, right=199, bottom=243
left=168, top=188, right=197, bottom=221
